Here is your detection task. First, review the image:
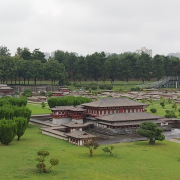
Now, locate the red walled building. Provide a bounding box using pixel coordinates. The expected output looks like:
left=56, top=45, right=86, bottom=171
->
left=81, top=98, right=148, bottom=117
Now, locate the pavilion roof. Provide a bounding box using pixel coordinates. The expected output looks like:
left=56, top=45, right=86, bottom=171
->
left=82, top=98, right=148, bottom=108
left=49, top=106, right=74, bottom=111
left=66, top=130, right=95, bottom=139
left=62, top=121, right=86, bottom=128
left=95, top=112, right=162, bottom=122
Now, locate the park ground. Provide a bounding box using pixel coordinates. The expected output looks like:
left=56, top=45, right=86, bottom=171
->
left=0, top=125, right=180, bottom=180
left=27, top=98, right=180, bottom=117
left=8, top=80, right=154, bottom=91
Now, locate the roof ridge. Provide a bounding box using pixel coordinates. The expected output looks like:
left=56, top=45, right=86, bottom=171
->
left=98, top=99, right=104, bottom=107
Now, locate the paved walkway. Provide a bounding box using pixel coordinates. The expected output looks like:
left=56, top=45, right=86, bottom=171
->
left=168, top=139, right=180, bottom=143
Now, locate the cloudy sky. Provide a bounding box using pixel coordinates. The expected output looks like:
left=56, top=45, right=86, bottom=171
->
left=0, top=0, right=180, bottom=56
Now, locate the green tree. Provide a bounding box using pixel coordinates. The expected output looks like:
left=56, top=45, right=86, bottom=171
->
left=102, top=146, right=114, bottom=156
left=172, top=103, right=177, bottom=110
left=41, top=102, right=46, bottom=108
left=0, top=46, right=11, bottom=56
left=32, top=48, right=46, bottom=63
left=14, top=117, right=27, bottom=141
left=168, top=98, right=171, bottom=104
left=84, top=139, right=99, bottom=156
left=36, top=150, right=59, bottom=173
left=0, top=120, right=17, bottom=145
left=21, top=49, right=32, bottom=60
left=152, top=55, right=165, bottom=80
left=160, top=102, right=165, bottom=108
left=137, top=122, right=165, bottom=144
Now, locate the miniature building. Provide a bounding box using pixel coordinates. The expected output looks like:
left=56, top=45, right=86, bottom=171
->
left=27, top=96, right=47, bottom=102
left=66, top=130, right=95, bottom=146
left=81, top=98, right=148, bottom=117
left=52, top=91, right=64, bottom=96
left=50, top=106, right=74, bottom=125
left=48, top=98, right=168, bottom=145
left=60, top=88, right=70, bottom=93
left=92, top=112, right=163, bottom=129
left=0, top=84, right=14, bottom=94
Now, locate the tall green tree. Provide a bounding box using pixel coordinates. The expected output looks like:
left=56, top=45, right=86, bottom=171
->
left=0, top=46, right=11, bottom=57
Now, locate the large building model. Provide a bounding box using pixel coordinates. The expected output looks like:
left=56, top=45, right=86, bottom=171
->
left=40, top=98, right=168, bottom=146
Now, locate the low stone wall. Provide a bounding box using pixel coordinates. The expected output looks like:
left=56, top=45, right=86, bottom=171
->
left=31, top=114, right=52, bottom=121
left=11, top=85, right=62, bottom=92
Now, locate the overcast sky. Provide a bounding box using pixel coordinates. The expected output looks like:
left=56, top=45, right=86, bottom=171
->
left=1, top=0, right=180, bottom=56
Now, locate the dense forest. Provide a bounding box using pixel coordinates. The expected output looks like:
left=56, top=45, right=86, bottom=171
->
left=0, top=46, right=179, bottom=85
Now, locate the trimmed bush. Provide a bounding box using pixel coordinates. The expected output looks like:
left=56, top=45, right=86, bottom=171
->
left=150, top=108, right=157, bottom=113
left=99, top=84, right=105, bottom=89
left=66, top=81, right=72, bottom=86
left=106, top=85, right=113, bottom=90
left=14, top=117, right=27, bottom=141
left=48, top=96, right=92, bottom=108
left=0, top=120, right=17, bottom=145
left=84, top=85, right=90, bottom=90
left=91, top=85, right=97, bottom=90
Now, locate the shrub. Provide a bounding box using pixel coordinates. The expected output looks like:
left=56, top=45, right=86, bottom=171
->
left=102, top=146, right=114, bottom=156
left=14, top=117, right=27, bottom=141
left=172, top=103, right=177, bottom=110
left=40, top=91, right=46, bottom=96
left=141, top=98, right=146, bottom=103
left=41, top=102, right=46, bottom=108
left=150, top=108, right=157, bottom=113
left=84, top=85, right=90, bottom=90
left=99, top=84, right=105, bottom=89
left=160, top=102, right=165, bottom=108
left=48, top=91, right=53, bottom=97
left=0, top=120, right=17, bottom=145
left=165, top=110, right=177, bottom=118
left=66, top=81, right=72, bottom=86
left=106, top=85, right=113, bottom=90
left=36, top=150, right=59, bottom=173
left=22, top=89, right=32, bottom=97
left=91, top=85, right=97, bottom=90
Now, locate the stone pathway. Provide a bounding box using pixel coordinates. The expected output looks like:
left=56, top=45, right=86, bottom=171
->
left=168, top=139, right=180, bottom=143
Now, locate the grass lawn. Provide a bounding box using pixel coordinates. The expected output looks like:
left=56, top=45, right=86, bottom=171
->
left=27, top=103, right=51, bottom=115
left=68, top=80, right=153, bottom=91
left=145, top=100, right=180, bottom=117
left=0, top=125, right=180, bottom=180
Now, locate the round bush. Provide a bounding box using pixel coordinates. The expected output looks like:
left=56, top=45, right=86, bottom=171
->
left=66, top=81, right=72, bottom=86
left=99, top=84, right=105, bottom=89
left=84, top=85, right=90, bottom=90
left=91, top=85, right=97, bottom=90
left=150, top=108, right=157, bottom=113
left=106, top=85, right=113, bottom=90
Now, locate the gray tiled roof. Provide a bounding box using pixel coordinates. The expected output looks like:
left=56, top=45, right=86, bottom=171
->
left=66, top=130, right=95, bottom=139
left=49, top=106, right=74, bottom=111
left=82, top=98, right=148, bottom=107
left=96, top=112, right=162, bottom=122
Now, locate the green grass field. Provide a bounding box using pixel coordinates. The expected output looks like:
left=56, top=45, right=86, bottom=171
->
left=145, top=100, right=180, bottom=117
left=27, top=103, right=51, bottom=115
left=0, top=125, right=180, bottom=180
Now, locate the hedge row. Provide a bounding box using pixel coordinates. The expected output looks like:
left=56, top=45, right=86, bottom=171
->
left=48, top=96, right=92, bottom=108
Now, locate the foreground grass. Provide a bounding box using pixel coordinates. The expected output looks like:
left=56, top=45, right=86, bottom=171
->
left=0, top=125, right=180, bottom=180
left=146, top=100, right=180, bottom=117
left=27, top=103, right=51, bottom=115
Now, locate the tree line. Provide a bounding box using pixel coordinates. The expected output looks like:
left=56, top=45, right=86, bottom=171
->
left=1, top=46, right=180, bottom=85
